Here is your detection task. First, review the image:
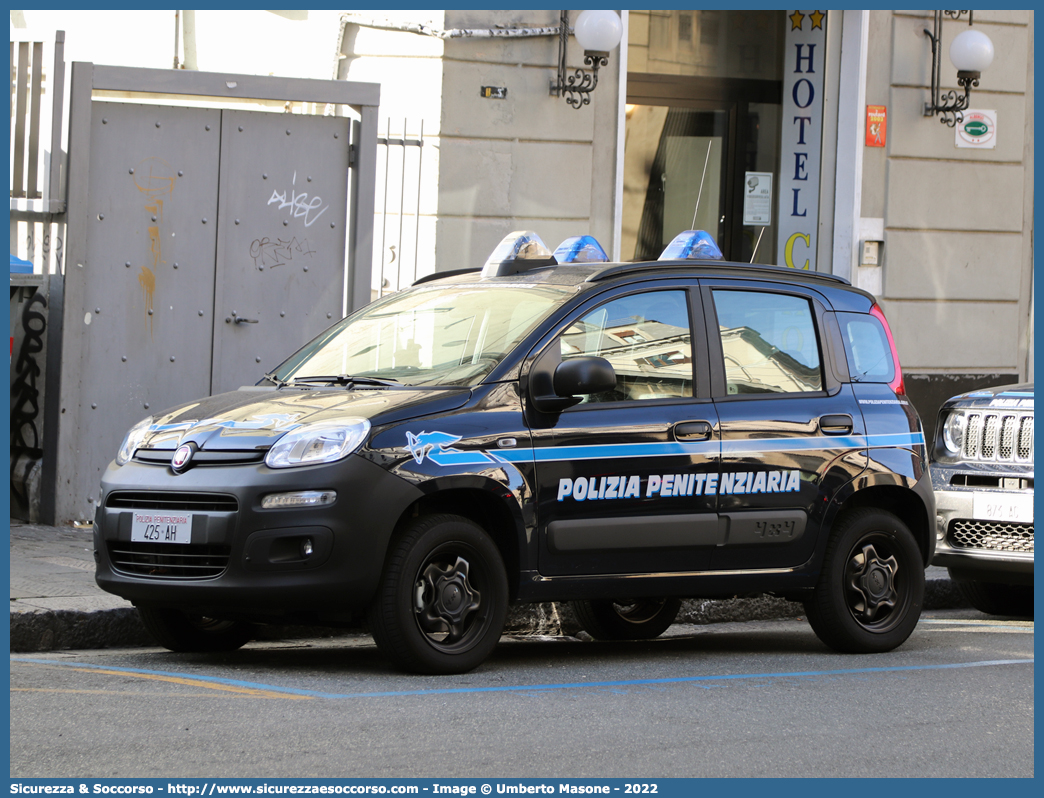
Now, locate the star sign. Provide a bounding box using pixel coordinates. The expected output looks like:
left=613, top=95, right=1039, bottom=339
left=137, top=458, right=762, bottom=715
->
left=789, top=10, right=805, bottom=31
left=810, top=10, right=825, bottom=30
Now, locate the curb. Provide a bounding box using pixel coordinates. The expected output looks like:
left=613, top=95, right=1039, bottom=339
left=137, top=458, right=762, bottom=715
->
left=9, top=576, right=968, bottom=653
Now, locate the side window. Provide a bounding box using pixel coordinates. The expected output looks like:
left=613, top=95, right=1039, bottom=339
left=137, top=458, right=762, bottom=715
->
left=836, top=311, right=895, bottom=383
left=712, top=290, right=823, bottom=395
left=560, top=290, right=693, bottom=402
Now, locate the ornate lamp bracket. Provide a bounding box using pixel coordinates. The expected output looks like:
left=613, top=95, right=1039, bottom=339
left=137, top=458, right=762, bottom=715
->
left=923, top=10, right=976, bottom=127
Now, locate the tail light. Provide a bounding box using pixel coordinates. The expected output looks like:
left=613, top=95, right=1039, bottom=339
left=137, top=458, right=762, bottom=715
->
left=869, top=303, right=905, bottom=395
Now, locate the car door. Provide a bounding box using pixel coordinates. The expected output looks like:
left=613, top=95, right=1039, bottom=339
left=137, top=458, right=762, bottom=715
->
left=699, top=280, right=867, bottom=570
left=525, top=282, right=722, bottom=577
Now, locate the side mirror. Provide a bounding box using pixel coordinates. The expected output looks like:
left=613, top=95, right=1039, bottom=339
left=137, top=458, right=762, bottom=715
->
left=529, top=345, right=617, bottom=415
left=553, top=356, right=616, bottom=397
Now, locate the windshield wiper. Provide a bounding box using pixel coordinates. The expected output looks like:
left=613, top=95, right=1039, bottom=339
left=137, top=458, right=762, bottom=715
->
left=289, top=374, right=402, bottom=388
left=261, top=372, right=289, bottom=387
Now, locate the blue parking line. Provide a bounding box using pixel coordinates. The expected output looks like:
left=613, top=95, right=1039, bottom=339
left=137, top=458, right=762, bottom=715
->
left=12, top=656, right=1032, bottom=700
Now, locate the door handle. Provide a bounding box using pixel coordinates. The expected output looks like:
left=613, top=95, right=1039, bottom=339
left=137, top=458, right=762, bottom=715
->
left=674, top=420, right=713, bottom=441
left=234, top=317, right=258, bottom=324
left=819, top=414, right=854, bottom=434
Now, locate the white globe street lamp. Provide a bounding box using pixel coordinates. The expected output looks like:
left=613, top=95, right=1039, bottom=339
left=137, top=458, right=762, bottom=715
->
left=551, top=10, right=623, bottom=110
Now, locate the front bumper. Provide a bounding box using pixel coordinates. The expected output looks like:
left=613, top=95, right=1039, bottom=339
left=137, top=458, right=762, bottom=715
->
left=930, top=462, right=1034, bottom=585
left=93, top=453, right=423, bottom=620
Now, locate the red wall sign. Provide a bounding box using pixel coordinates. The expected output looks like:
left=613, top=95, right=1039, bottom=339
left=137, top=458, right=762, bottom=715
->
left=866, top=105, right=887, bottom=147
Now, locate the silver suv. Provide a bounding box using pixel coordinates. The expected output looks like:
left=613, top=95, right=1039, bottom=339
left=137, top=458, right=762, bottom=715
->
left=931, top=383, right=1034, bottom=616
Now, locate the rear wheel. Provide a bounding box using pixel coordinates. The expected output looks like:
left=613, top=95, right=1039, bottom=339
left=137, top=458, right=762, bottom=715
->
left=953, top=578, right=1033, bottom=618
left=804, top=508, right=924, bottom=653
left=367, top=514, right=508, bottom=674
left=137, top=606, right=253, bottom=652
left=573, top=597, right=682, bottom=640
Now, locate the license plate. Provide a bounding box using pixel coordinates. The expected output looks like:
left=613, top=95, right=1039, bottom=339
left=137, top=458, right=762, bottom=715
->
left=131, top=512, right=193, bottom=544
left=972, top=493, right=1033, bottom=524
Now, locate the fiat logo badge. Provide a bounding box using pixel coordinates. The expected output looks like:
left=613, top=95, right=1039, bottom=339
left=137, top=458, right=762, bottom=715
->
left=171, top=444, right=194, bottom=472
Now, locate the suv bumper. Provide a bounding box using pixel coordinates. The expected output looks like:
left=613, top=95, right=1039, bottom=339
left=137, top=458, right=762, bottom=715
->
left=930, top=463, right=1034, bottom=585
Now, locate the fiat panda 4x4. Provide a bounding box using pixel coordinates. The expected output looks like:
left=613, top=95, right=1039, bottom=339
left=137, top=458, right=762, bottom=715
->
left=95, top=230, right=935, bottom=674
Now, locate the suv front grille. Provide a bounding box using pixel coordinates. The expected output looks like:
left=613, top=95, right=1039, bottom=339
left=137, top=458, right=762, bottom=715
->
left=962, top=412, right=1033, bottom=463
left=106, top=491, right=238, bottom=512
left=948, top=519, right=1034, bottom=554
left=107, top=542, right=231, bottom=579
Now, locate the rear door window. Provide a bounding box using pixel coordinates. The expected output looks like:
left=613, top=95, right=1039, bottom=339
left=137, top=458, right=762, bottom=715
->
left=711, top=290, right=823, bottom=395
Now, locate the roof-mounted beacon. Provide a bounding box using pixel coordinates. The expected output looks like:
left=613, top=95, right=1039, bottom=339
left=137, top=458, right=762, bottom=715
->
left=481, top=231, right=558, bottom=278
left=553, top=235, right=610, bottom=264
left=658, top=230, right=723, bottom=261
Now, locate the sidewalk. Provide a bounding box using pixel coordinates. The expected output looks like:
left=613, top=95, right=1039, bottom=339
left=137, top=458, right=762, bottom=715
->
left=9, top=520, right=968, bottom=652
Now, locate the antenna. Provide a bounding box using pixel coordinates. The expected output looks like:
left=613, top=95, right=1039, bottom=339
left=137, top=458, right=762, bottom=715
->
left=690, top=140, right=713, bottom=229
left=750, top=227, right=766, bottom=263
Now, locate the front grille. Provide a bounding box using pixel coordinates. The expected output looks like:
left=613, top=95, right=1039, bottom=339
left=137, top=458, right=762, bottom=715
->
left=106, top=491, right=238, bottom=513
left=962, top=412, right=1033, bottom=463
left=133, top=449, right=266, bottom=466
left=948, top=519, right=1034, bottom=554
left=107, top=542, right=231, bottom=579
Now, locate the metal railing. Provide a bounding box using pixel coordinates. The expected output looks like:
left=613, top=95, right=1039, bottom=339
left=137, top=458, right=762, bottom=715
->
left=375, top=118, right=431, bottom=297
left=10, top=31, right=66, bottom=213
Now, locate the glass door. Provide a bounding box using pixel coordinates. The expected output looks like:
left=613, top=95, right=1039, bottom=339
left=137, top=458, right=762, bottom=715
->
left=624, top=75, right=781, bottom=265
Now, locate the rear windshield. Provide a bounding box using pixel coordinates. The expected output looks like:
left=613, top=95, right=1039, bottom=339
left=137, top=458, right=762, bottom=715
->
left=836, top=311, right=895, bottom=383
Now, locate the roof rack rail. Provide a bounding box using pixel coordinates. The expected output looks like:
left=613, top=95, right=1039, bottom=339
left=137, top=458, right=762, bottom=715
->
left=412, top=267, right=481, bottom=286
left=587, top=260, right=852, bottom=286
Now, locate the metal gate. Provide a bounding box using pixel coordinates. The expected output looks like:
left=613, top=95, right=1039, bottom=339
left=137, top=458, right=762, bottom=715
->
left=51, top=64, right=379, bottom=524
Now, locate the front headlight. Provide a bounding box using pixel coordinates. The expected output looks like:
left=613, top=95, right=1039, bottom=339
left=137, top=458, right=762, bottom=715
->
left=942, top=410, right=967, bottom=454
left=116, top=416, right=154, bottom=466
left=264, top=417, right=371, bottom=469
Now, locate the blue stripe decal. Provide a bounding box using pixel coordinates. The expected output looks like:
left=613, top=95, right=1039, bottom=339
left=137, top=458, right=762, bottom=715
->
left=412, top=432, right=925, bottom=467
left=12, top=656, right=1031, bottom=700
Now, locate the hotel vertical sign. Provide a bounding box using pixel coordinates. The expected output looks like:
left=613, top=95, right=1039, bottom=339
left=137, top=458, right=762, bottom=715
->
left=777, top=10, right=826, bottom=270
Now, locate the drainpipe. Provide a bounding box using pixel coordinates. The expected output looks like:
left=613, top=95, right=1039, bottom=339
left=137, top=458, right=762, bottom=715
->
left=182, top=9, right=198, bottom=70
left=337, top=13, right=565, bottom=43
left=831, top=10, right=869, bottom=282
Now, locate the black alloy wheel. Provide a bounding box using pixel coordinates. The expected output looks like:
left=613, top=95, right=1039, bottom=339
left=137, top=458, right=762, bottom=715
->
left=367, top=514, right=508, bottom=674
left=804, top=508, right=924, bottom=653
left=573, top=597, right=682, bottom=640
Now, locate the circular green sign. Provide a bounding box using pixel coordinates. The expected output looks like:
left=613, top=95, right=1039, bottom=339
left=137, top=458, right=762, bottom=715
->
left=964, top=121, right=989, bottom=136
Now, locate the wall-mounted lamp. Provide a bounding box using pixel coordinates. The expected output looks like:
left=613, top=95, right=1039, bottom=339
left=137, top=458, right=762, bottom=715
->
left=923, top=10, right=994, bottom=127
left=550, top=10, right=623, bottom=110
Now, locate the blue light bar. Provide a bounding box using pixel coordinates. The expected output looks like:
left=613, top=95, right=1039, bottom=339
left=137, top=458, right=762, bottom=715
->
left=481, top=231, right=557, bottom=277
left=658, top=230, right=723, bottom=261
left=553, top=235, right=609, bottom=264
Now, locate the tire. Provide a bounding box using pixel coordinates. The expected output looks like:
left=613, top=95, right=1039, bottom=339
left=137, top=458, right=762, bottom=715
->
left=953, top=578, right=1033, bottom=618
left=573, top=597, right=682, bottom=641
left=137, top=606, right=253, bottom=653
left=367, top=514, right=508, bottom=675
left=804, top=508, right=925, bottom=653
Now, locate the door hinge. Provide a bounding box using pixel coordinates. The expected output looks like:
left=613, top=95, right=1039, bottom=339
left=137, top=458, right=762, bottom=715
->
left=348, top=144, right=356, bottom=168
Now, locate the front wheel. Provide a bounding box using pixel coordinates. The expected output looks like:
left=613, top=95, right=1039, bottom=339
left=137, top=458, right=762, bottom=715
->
left=953, top=578, right=1033, bottom=618
left=804, top=508, right=924, bottom=653
left=367, top=514, right=508, bottom=674
left=573, top=597, right=682, bottom=640
left=137, top=606, right=253, bottom=653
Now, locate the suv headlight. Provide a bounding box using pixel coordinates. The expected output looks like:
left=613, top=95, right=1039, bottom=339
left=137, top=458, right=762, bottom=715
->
left=942, top=410, right=967, bottom=454
left=116, top=416, right=154, bottom=466
left=265, top=417, right=371, bottom=469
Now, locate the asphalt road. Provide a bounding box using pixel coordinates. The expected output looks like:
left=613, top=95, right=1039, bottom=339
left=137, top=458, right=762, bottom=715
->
left=10, top=609, right=1033, bottom=779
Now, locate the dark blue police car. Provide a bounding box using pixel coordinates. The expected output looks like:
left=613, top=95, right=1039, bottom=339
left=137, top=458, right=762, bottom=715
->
left=95, top=230, right=934, bottom=673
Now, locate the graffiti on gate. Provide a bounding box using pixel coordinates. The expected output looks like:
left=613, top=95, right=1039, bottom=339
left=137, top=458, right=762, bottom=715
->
left=10, top=293, right=47, bottom=503
left=248, top=236, right=317, bottom=270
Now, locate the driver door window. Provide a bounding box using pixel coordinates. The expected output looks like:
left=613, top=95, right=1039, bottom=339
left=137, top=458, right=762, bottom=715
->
left=560, top=290, right=694, bottom=402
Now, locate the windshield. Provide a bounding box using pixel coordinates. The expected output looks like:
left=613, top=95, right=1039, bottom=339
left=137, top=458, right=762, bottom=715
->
left=273, top=284, right=569, bottom=387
